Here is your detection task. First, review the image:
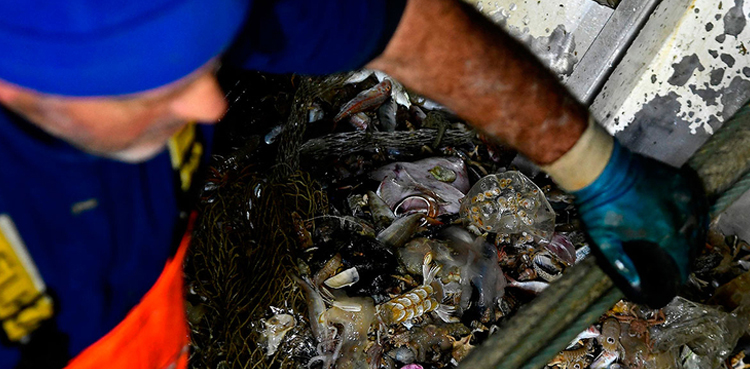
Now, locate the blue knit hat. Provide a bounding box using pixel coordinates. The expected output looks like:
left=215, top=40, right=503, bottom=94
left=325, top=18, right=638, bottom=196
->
left=0, top=0, right=248, bottom=96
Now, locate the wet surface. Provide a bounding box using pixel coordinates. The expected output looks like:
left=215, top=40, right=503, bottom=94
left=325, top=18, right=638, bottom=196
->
left=723, top=0, right=747, bottom=36
left=668, top=54, right=705, bottom=86
left=616, top=92, right=711, bottom=165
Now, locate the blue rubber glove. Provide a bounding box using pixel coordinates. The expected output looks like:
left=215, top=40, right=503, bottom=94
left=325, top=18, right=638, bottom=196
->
left=573, top=140, right=707, bottom=307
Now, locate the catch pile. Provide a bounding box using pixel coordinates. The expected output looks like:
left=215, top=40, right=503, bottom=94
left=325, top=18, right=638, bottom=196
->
left=269, top=70, right=592, bottom=369
left=186, top=70, right=750, bottom=369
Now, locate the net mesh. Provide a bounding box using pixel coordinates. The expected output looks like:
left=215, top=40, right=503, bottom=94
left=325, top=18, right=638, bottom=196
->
left=186, top=73, right=353, bottom=369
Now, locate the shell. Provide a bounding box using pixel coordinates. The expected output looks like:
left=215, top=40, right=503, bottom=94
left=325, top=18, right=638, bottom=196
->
left=323, top=267, right=360, bottom=289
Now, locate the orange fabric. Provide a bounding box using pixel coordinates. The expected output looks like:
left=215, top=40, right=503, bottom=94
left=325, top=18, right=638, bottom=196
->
left=65, top=216, right=194, bottom=369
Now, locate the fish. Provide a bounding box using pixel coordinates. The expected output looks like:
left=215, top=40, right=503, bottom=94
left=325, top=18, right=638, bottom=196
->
left=345, top=70, right=411, bottom=108
left=334, top=79, right=392, bottom=122
left=567, top=325, right=601, bottom=347
left=505, top=275, right=549, bottom=294
left=532, top=251, right=565, bottom=282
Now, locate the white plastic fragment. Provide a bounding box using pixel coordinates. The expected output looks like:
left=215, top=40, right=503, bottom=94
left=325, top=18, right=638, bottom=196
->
left=261, top=313, right=295, bottom=356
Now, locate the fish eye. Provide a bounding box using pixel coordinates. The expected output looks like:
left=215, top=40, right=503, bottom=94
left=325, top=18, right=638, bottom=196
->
left=607, top=337, right=615, bottom=344
left=573, top=364, right=581, bottom=369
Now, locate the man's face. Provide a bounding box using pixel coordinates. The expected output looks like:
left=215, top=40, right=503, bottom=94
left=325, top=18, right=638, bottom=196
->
left=0, top=61, right=227, bottom=163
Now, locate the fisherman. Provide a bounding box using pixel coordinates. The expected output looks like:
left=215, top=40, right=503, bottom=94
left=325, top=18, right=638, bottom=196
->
left=0, top=0, right=704, bottom=367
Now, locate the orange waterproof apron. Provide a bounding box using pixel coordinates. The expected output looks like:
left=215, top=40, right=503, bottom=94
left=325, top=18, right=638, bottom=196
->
left=64, top=215, right=194, bottom=369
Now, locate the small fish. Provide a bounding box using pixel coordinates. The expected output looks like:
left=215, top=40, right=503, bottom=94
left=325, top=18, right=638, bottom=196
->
left=334, top=79, right=392, bottom=122
left=574, top=245, right=591, bottom=263
left=505, top=275, right=549, bottom=294
left=345, top=70, right=410, bottom=108
left=308, top=103, right=325, bottom=123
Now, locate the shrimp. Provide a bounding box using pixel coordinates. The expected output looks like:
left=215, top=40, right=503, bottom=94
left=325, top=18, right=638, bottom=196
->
left=377, top=253, right=454, bottom=326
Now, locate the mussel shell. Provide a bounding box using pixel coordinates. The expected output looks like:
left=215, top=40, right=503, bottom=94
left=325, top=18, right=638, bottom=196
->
left=338, top=235, right=399, bottom=296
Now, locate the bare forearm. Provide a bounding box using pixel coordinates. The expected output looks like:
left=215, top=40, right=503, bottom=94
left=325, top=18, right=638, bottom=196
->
left=367, top=0, right=588, bottom=164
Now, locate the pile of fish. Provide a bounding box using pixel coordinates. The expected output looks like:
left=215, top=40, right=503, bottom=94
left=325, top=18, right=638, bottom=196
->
left=248, top=71, right=750, bottom=369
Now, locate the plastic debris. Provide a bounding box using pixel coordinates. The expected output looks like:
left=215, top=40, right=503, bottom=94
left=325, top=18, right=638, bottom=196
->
left=460, top=171, right=555, bottom=240
left=650, top=297, right=750, bottom=369
left=709, top=270, right=750, bottom=310
left=260, top=309, right=296, bottom=356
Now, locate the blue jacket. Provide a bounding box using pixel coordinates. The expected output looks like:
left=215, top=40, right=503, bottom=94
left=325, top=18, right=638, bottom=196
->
left=0, top=0, right=404, bottom=366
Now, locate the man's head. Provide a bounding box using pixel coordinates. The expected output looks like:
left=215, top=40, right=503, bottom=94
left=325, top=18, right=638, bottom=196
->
left=0, top=0, right=249, bottom=162
left=0, top=61, right=227, bottom=162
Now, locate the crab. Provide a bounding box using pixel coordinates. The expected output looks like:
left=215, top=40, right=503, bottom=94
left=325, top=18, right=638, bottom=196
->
left=608, top=301, right=665, bottom=348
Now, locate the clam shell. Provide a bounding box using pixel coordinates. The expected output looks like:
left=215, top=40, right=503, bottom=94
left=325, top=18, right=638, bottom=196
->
left=323, top=267, right=360, bottom=289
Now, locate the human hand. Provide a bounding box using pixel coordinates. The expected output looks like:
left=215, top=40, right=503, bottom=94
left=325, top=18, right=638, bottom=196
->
left=543, top=119, right=707, bottom=307
left=572, top=140, right=707, bottom=307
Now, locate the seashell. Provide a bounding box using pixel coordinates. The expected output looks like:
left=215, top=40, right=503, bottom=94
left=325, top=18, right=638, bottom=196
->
left=323, top=267, right=360, bottom=289
left=394, top=195, right=439, bottom=218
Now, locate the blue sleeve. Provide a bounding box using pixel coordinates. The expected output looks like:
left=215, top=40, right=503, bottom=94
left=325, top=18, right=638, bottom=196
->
left=0, top=345, right=19, bottom=368
left=224, top=0, right=406, bottom=74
